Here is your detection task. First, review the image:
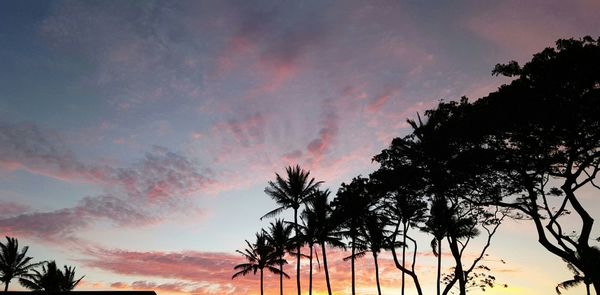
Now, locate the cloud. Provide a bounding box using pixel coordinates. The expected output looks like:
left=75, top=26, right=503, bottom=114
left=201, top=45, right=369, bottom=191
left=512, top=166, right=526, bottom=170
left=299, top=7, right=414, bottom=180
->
left=306, top=99, right=339, bottom=163
left=0, top=195, right=155, bottom=242
left=0, top=121, right=213, bottom=242
left=0, top=200, right=30, bottom=217
left=0, top=121, right=94, bottom=182
left=212, top=113, right=267, bottom=148
left=80, top=246, right=430, bottom=295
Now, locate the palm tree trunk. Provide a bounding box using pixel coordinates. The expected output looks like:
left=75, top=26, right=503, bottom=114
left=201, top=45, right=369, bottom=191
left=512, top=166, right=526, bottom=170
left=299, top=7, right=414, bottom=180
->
left=402, top=221, right=408, bottom=295
left=586, top=282, right=591, bottom=295
left=261, top=268, right=264, bottom=295
left=373, top=252, right=382, bottom=295
left=321, top=242, right=332, bottom=295
left=437, top=239, right=442, bottom=295
left=351, top=235, right=356, bottom=295
left=280, top=261, right=284, bottom=295
left=4, top=280, right=9, bottom=292
left=309, top=245, right=313, bottom=295
left=294, top=208, right=301, bottom=295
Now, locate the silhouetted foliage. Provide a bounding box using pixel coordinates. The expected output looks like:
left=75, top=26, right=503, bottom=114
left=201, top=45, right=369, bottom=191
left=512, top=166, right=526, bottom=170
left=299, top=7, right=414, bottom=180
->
left=233, top=232, right=288, bottom=295
left=19, top=261, right=83, bottom=292
left=0, top=237, right=43, bottom=291
left=262, top=165, right=322, bottom=295
left=264, top=219, right=293, bottom=295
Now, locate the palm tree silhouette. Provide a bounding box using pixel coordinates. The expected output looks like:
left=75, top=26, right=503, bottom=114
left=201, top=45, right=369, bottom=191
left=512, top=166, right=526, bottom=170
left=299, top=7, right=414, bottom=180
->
left=333, top=176, right=375, bottom=295
left=261, top=165, right=322, bottom=295
left=355, top=212, right=391, bottom=295
left=556, top=262, right=592, bottom=295
left=264, top=219, right=294, bottom=295
left=233, top=232, right=288, bottom=295
left=424, top=196, right=451, bottom=295
left=297, top=208, right=320, bottom=295
left=18, top=261, right=83, bottom=292
left=306, top=189, right=344, bottom=295
left=0, top=236, right=43, bottom=291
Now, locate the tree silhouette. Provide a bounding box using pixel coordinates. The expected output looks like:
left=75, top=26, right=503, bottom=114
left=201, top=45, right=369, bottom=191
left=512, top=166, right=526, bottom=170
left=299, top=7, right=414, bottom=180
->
left=18, top=261, right=83, bottom=292
left=433, top=37, right=600, bottom=293
left=556, top=262, right=592, bottom=295
left=354, top=212, right=390, bottom=295
left=306, top=189, right=344, bottom=295
left=297, top=206, right=321, bottom=295
left=424, top=196, right=451, bottom=295
left=333, top=176, right=376, bottom=295
left=0, top=236, right=43, bottom=291
left=264, top=219, right=294, bottom=295
left=372, top=166, right=427, bottom=295
left=262, top=165, right=322, bottom=295
left=233, top=232, right=288, bottom=295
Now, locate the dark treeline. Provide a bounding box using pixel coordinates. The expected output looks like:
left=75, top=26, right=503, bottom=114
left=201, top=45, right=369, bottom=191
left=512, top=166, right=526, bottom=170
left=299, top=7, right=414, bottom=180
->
left=0, top=237, right=84, bottom=292
left=232, top=36, right=600, bottom=295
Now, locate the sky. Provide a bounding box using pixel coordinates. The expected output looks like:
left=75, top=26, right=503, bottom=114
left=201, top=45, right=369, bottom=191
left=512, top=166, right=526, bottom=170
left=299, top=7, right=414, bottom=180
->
left=1, top=1, right=599, bottom=294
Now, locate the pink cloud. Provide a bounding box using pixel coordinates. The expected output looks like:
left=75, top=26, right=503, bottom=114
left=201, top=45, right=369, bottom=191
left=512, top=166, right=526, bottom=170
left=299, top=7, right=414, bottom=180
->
left=212, top=113, right=268, bottom=148
left=0, top=201, right=30, bottom=217
left=367, top=88, right=398, bottom=113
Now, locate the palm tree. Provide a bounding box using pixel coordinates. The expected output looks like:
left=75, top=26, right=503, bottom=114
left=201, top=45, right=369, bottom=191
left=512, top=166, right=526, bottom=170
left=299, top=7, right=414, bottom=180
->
left=424, top=196, right=451, bottom=295
left=556, top=263, right=592, bottom=295
left=19, top=261, right=84, bottom=292
left=264, top=219, right=294, bottom=295
left=307, top=189, right=344, bottom=295
left=355, top=213, right=391, bottom=295
left=233, top=232, right=288, bottom=295
left=0, top=236, right=43, bottom=291
left=333, top=176, right=374, bottom=295
left=262, top=165, right=322, bottom=295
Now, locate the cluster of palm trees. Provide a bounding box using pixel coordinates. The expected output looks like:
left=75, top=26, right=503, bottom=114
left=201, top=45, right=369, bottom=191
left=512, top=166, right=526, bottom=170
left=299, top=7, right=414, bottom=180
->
left=0, top=236, right=84, bottom=292
left=232, top=164, right=498, bottom=295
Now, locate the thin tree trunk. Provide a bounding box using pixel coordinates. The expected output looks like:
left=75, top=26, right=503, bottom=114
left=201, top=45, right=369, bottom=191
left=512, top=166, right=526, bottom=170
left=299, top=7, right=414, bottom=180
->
left=261, top=268, right=264, bottom=295
left=586, top=282, right=591, bottom=295
left=321, top=242, right=332, bottom=295
left=4, top=280, right=9, bottom=292
left=294, top=208, right=301, bottom=295
left=309, top=245, right=313, bottom=295
left=280, top=261, right=284, bottom=295
left=448, top=237, right=466, bottom=295
left=437, top=240, right=442, bottom=295
left=402, top=222, right=407, bottom=295
left=373, top=252, right=382, bottom=295
left=351, top=235, right=356, bottom=295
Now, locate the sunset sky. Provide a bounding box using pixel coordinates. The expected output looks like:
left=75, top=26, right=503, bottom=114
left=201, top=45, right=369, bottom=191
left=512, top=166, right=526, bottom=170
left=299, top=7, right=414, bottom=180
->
left=1, top=1, right=600, bottom=294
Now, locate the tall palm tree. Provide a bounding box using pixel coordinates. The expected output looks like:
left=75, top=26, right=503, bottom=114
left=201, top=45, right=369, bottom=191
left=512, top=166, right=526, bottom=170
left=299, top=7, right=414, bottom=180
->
left=19, top=261, right=84, bottom=292
left=264, top=219, right=294, bottom=295
left=333, top=176, right=374, bottom=295
left=233, top=232, right=288, bottom=295
left=424, top=196, right=451, bottom=295
left=307, top=189, right=344, bottom=295
left=355, top=213, right=390, bottom=295
left=0, top=236, right=43, bottom=291
left=262, top=165, right=322, bottom=295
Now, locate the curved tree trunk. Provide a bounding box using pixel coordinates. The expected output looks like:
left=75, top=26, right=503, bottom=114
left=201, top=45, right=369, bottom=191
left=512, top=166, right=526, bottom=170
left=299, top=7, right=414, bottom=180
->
left=373, top=252, right=382, bottom=295
left=260, top=268, right=264, bottom=295
left=321, top=242, right=333, bottom=295
left=294, top=208, right=301, bottom=295
left=448, top=237, right=466, bottom=295
left=4, top=280, right=9, bottom=292
left=309, top=245, right=313, bottom=295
